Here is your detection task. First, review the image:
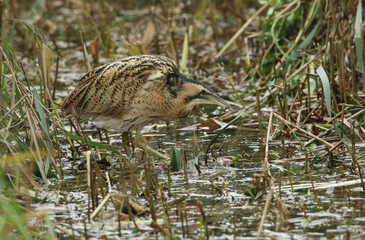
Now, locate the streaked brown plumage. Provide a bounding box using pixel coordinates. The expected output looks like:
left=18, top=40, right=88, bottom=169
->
left=61, top=55, right=230, bottom=157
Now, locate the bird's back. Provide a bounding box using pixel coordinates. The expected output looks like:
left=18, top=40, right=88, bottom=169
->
left=61, top=55, right=180, bottom=120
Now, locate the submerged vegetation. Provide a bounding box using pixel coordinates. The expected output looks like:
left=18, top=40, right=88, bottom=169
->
left=0, top=0, right=364, bottom=238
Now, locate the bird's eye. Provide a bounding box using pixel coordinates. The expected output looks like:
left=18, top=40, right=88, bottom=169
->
left=200, top=89, right=206, bottom=94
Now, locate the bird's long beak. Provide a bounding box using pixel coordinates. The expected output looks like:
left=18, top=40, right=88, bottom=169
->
left=200, top=91, right=233, bottom=110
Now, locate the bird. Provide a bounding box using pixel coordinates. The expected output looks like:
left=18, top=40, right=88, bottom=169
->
left=61, top=55, right=231, bottom=159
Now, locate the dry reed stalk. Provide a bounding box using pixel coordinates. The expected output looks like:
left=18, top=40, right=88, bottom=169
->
left=197, top=201, right=209, bottom=239
left=215, top=0, right=272, bottom=58
left=86, top=150, right=92, bottom=221
left=24, top=106, right=47, bottom=178
left=51, top=113, right=64, bottom=179
left=193, top=130, right=198, bottom=157
left=256, top=179, right=274, bottom=240
left=277, top=179, right=363, bottom=191
left=0, top=95, right=27, bottom=123
left=90, top=193, right=110, bottom=220
left=264, top=112, right=273, bottom=173
left=156, top=183, right=171, bottom=234
left=52, top=52, right=60, bottom=100
left=308, top=168, right=321, bottom=206
left=256, top=88, right=263, bottom=136
left=180, top=211, right=185, bottom=237
left=80, top=31, right=92, bottom=71
left=167, top=168, right=171, bottom=197
left=194, top=163, right=201, bottom=175
left=273, top=112, right=334, bottom=148
left=120, top=154, right=148, bottom=199
left=144, top=163, right=157, bottom=223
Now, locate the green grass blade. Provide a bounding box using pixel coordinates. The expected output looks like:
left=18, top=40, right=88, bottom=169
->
left=23, top=21, right=41, bottom=40
left=289, top=20, right=321, bottom=61
left=33, top=88, right=49, bottom=137
left=0, top=194, right=32, bottom=240
left=63, top=132, right=119, bottom=154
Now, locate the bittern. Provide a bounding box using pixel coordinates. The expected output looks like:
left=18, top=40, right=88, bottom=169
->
left=61, top=55, right=230, bottom=159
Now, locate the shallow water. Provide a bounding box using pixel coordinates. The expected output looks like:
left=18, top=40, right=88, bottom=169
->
left=29, top=108, right=365, bottom=239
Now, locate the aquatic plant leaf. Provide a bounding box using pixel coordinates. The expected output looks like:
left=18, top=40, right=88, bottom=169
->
left=354, top=0, right=363, bottom=73
left=316, top=65, right=332, bottom=118
left=229, top=156, right=240, bottom=167
left=170, top=148, right=182, bottom=171
left=316, top=65, right=351, bottom=144
left=254, top=190, right=266, bottom=201
left=312, top=150, right=326, bottom=163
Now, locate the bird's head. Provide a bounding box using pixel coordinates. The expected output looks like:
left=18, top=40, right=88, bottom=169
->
left=165, top=73, right=232, bottom=117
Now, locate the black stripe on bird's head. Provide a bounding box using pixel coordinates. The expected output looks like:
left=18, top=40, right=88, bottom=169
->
left=169, top=74, right=231, bottom=110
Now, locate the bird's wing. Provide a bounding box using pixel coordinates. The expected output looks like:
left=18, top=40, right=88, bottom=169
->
left=61, top=55, right=180, bottom=117
left=61, top=64, right=106, bottom=113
